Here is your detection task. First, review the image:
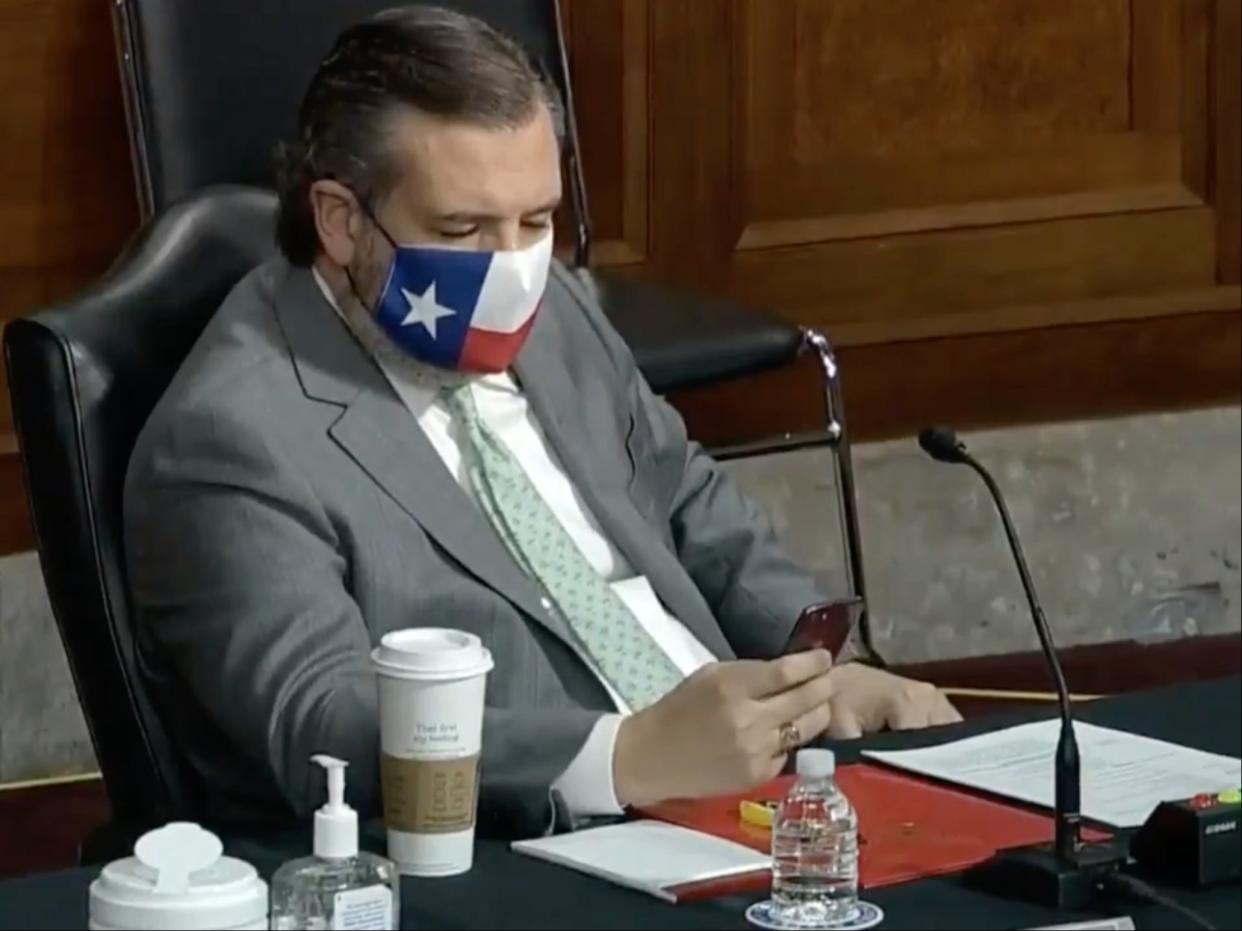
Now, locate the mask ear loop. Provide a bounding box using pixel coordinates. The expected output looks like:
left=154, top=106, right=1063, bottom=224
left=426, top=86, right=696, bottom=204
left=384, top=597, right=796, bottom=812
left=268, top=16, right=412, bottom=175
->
left=343, top=189, right=399, bottom=309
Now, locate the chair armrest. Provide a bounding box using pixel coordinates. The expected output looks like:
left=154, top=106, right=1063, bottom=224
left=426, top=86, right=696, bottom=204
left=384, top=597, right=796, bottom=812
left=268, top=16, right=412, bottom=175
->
left=579, top=269, right=802, bottom=393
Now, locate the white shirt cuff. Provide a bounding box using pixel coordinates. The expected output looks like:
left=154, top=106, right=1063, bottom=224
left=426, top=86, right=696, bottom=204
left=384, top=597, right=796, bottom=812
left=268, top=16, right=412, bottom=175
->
left=551, top=713, right=625, bottom=819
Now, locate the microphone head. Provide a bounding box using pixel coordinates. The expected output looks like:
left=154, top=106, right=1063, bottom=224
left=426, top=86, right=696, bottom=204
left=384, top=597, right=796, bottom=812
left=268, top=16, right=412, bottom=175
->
left=918, top=427, right=969, bottom=464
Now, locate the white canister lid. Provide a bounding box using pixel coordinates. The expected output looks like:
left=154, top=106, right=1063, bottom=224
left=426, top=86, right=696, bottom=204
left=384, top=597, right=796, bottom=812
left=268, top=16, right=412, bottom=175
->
left=88, top=823, right=268, bottom=930
left=372, top=627, right=495, bottom=681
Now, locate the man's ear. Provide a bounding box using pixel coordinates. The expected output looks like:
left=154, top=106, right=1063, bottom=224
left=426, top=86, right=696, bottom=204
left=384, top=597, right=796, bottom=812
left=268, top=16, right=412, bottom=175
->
left=309, top=179, right=362, bottom=267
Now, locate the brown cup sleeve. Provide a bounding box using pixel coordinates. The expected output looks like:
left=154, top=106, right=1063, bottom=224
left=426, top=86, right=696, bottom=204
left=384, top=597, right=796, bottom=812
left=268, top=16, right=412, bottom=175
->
left=380, top=752, right=480, bottom=835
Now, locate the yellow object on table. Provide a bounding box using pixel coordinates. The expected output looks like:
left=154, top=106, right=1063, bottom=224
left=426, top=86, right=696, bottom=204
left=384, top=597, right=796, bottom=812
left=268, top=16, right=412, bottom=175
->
left=940, top=687, right=1105, bottom=703
left=739, top=799, right=778, bottom=829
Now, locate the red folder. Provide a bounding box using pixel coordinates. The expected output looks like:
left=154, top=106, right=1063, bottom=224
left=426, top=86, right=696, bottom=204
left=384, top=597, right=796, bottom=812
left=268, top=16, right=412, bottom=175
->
left=639, top=763, right=1108, bottom=902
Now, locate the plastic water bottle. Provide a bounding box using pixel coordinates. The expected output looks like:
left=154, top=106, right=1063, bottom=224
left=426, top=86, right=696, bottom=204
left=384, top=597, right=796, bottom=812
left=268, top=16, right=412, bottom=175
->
left=771, top=749, right=860, bottom=927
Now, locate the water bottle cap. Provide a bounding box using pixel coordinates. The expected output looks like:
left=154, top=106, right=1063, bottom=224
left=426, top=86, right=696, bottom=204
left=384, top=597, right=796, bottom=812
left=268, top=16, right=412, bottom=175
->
left=796, top=748, right=836, bottom=778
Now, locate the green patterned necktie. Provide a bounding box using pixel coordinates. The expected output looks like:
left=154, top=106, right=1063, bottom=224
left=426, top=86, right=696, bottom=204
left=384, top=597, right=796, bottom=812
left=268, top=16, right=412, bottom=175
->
left=443, top=384, right=684, bottom=710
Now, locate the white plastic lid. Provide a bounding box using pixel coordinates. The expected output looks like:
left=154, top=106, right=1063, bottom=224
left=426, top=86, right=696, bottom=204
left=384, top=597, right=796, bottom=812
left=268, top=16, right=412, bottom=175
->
left=88, top=823, right=267, bottom=930
left=796, top=748, right=836, bottom=779
left=313, top=755, right=358, bottom=859
left=371, top=627, right=494, bottom=681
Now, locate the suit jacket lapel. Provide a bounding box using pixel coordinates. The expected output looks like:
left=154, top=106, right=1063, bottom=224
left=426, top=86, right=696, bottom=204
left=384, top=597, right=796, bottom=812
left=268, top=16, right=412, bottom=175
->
left=273, top=264, right=574, bottom=646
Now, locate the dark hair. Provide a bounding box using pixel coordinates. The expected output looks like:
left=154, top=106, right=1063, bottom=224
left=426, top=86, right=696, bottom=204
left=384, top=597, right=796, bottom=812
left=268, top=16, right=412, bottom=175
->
left=275, top=5, right=562, bottom=266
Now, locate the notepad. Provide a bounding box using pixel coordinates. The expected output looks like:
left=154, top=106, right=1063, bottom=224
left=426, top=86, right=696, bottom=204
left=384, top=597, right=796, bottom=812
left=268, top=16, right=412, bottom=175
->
left=511, top=820, right=769, bottom=902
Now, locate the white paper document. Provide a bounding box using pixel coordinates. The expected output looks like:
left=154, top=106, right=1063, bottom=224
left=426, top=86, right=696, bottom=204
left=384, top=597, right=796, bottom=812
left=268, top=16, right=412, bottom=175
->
left=864, top=720, right=1240, bottom=827
left=512, top=820, right=768, bottom=902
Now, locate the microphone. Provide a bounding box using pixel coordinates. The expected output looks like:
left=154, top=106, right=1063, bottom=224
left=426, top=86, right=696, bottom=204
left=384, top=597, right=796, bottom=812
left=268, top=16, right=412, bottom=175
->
left=917, top=426, right=969, bottom=465
left=918, top=427, right=1124, bottom=908
left=919, top=428, right=1078, bottom=852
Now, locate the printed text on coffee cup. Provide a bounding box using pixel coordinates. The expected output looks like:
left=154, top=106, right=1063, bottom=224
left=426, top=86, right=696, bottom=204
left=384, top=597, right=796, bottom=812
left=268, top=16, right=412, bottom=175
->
left=381, top=753, right=479, bottom=835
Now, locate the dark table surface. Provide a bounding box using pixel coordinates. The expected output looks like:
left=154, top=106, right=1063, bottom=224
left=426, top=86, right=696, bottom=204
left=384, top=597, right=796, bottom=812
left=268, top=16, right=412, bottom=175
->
left=2, top=677, right=1238, bottom=931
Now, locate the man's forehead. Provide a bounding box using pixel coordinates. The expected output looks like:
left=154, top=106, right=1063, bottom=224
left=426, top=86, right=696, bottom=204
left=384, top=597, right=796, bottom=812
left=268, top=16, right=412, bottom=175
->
left=387, top=105, right=561, bottom=215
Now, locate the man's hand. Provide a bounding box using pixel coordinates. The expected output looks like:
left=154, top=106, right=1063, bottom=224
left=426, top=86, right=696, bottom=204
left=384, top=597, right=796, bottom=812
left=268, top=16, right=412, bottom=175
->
left=824, top=664, right=962, bottom=739
left=613, top=650, right=836, bottom=807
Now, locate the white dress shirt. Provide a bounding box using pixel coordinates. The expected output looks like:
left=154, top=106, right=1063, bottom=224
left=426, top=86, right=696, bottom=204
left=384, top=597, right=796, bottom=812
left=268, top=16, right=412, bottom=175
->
left=313, top=269, right=717, bottom=816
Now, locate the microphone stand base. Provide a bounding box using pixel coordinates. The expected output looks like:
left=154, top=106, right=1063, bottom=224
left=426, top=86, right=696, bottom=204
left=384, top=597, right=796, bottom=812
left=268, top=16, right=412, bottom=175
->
left=966, top=840, right=1128, bottom=910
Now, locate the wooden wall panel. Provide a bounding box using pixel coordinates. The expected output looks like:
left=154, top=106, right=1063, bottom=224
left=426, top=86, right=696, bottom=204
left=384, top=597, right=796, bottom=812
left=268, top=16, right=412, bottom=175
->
left=0, top=446, right=30, bottom=556
left=0, top=0, right=139, bottom=553
left=644, top=0, right=1239, bottom=451
left=648, top=0, right=737, bottom=280
left=736, top=0, right=1191, bottom=235
left=722, top=0, right=1228, bottom=335
left=562, top=0, right=649, bottom=266
left=672, top=309, right=1242, bottom=449
left=1218, top=0, right=1242, bottom=283
left=747, top=0, right=1140, bottom=204
left=729, top=209, right=1219, bottom=334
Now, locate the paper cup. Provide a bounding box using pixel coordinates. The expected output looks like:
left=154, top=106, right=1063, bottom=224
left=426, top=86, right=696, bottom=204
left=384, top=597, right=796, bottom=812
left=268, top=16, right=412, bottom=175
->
left=371, top=628, right=494, bottom=877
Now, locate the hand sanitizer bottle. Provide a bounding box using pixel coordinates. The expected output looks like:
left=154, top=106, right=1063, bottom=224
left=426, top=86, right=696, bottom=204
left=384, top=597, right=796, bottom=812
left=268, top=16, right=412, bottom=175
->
left=270, top=755, right=400, bottom=930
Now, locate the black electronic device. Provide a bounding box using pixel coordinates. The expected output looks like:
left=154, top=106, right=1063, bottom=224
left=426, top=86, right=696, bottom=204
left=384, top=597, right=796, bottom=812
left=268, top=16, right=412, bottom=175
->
left=1132, top=789, right=1242, bottom=887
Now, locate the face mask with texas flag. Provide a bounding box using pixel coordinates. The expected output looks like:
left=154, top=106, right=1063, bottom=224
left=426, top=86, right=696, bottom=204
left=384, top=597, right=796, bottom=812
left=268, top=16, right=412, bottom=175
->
left=370, top=229, right=553, bottom=374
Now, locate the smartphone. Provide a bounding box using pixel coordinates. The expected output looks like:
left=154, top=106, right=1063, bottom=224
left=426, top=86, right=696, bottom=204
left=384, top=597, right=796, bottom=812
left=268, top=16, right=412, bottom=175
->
left=782, top=597, right=864, bottom=658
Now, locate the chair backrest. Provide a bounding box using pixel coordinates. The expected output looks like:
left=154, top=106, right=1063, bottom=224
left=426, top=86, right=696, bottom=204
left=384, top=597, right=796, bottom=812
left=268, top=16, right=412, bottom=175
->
left=3, top=186, right=278, bottom=823
left=112, top=0, right=589, bottom=258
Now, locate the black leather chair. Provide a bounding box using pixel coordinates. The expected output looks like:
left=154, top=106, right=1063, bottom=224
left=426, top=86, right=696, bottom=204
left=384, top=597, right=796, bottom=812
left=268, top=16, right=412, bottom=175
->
left=2, top=187, right=277, bottom=858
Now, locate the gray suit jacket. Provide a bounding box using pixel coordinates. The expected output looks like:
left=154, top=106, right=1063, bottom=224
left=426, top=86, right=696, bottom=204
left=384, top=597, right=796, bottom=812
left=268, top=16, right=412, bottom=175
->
left=124, top=258, right=824, bottom=835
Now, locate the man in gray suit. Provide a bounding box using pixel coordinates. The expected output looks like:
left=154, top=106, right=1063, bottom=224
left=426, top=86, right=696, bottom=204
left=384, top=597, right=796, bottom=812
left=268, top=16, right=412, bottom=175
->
left=125, top=6, right=958, bottom=835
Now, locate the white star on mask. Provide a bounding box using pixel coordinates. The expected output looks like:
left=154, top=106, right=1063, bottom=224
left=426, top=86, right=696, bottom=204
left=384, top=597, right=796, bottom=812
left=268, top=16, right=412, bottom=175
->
left=400, top=282, right=456, bottom=339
